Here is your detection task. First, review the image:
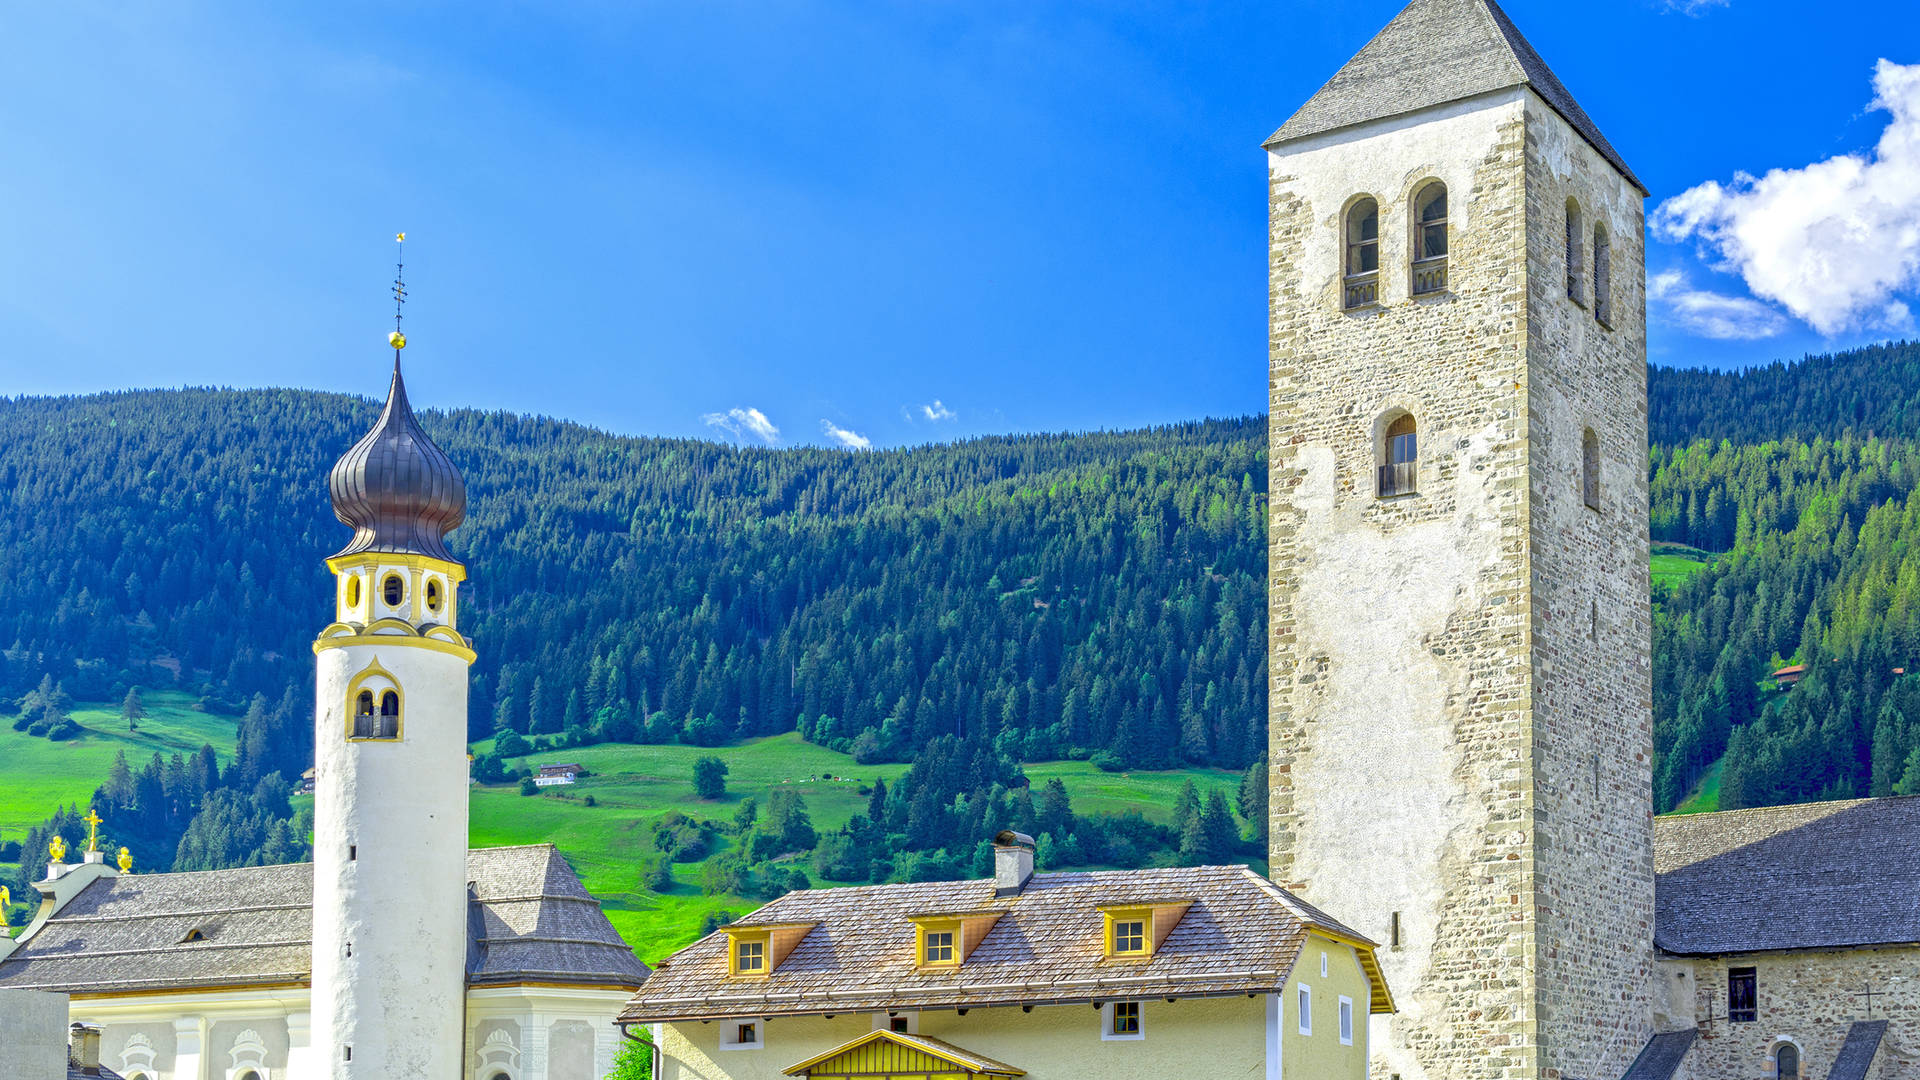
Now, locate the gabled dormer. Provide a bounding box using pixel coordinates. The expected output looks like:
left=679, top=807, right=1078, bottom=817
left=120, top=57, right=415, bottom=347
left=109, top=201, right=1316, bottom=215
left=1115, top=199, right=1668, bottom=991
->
left=722, top=921, right=816, bottom=978
left=905, top=910, right=1004, bottom=970
left=1098, top=899, right=1193, bottom=960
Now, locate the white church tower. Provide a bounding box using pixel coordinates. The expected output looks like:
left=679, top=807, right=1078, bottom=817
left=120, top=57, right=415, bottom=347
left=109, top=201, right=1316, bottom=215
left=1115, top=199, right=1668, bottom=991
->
left=311, top=328, right=474, bottom=1076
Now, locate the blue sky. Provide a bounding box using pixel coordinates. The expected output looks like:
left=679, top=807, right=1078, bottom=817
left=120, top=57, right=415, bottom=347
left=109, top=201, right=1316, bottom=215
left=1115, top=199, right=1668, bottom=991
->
left=1, top=1, right=1913, bottom=447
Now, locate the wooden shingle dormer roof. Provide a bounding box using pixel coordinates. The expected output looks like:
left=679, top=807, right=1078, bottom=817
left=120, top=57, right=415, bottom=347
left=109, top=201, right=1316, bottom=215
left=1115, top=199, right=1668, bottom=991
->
left=620, top=864, right=1391, bottom=1024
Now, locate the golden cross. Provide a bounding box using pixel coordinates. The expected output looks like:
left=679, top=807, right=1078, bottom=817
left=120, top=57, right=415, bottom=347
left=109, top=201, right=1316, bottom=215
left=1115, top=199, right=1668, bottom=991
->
left=83, top=809, right=103, bottom=853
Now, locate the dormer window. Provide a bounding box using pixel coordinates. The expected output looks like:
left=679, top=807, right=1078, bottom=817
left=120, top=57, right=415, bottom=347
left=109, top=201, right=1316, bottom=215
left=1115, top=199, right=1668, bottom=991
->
left=907, top=911, right=1002, bottom=969
left=1099, top=901, right=1192, bottom=961
left=722, top=922, right=816, bottom=978
left=735, top=939, right=765, bottom=975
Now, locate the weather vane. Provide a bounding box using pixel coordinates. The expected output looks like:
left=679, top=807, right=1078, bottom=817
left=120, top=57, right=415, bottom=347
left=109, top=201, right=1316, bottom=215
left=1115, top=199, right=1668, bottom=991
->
left=389, top=232, right=408, bottom=354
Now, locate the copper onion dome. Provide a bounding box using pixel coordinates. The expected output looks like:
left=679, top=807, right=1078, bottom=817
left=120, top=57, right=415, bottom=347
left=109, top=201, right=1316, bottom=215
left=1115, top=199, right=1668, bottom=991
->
left=328, top=359, right=466, bottom=563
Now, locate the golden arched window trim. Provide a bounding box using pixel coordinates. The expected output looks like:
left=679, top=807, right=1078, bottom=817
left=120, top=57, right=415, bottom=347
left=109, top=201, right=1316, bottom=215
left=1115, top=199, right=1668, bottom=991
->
left=345, top=657, right=404, bottom=742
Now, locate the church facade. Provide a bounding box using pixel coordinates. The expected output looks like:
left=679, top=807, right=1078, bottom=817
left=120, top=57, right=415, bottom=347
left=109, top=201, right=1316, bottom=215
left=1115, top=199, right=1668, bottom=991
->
left=0, top=359, right=648, bottom=1078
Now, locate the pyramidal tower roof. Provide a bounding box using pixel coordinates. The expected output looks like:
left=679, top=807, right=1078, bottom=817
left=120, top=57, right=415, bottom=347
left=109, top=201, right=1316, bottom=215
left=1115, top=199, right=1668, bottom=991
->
left=1264, top=0, right=1644, bottom=194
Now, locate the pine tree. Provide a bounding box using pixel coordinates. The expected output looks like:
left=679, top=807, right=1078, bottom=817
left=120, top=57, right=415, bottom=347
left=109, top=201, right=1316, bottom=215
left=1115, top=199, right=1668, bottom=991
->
left=121, top=686, right=145, bottom=730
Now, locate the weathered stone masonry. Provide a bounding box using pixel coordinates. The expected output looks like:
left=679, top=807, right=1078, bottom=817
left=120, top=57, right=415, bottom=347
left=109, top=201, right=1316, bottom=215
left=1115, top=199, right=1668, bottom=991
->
left=1265, top=85, right=1652, bottom=1080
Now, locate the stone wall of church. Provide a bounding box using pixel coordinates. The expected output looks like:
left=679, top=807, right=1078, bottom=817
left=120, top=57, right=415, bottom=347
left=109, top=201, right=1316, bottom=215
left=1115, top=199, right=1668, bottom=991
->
left=1266, top=85, right=1654, bottom=1080
left=1519, top=96, right=1655, bottom=1080
left=1664, top=951, right=1919, bottom=1079
left=1266, top=86, right=1541, bottom=1080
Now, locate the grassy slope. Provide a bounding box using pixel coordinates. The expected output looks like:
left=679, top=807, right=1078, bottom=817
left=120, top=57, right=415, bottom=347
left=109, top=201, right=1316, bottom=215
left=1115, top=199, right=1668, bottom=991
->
left=1671, top=759, right=1724, bottom=815
left=467, top=733, right=1248, bottom=964
left=1649, top=546, right=1727, bottom=814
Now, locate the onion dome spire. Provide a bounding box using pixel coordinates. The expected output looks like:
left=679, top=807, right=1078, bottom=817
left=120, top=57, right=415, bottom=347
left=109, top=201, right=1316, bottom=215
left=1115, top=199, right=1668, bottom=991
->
left=327, top=234, right=466, bottom=563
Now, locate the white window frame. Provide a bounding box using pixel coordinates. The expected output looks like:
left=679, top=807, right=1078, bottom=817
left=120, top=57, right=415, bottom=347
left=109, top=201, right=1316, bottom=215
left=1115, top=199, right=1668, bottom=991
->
left=1339, top=996, right=1354, bottom=1046
left=1297, top=984, right=1312, bottom=1036
left=1100, top=1001, right=1145, bottom=1042
left=718, top=1019, right=765, bottom=1051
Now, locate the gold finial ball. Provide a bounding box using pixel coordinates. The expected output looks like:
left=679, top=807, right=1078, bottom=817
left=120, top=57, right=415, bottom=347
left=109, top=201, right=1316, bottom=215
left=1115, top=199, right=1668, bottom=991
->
left=396, top=232, right=406, bottom=243
left=389, top=330, right=407, bottom=350
left=118, top=847, right=133, bottom=873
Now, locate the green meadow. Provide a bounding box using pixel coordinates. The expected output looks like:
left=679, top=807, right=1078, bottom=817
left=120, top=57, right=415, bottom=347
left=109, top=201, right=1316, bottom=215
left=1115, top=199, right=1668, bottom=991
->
left=1651, top=543, right=1717, bottom=591
left=467, top=732, right=1251, bottom=964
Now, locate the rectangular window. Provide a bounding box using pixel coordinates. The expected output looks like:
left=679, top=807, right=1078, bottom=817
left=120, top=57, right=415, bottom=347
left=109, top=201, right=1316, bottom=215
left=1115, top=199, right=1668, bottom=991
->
left=890, top=1015, right=911, bottom=1033
left=1297, top=985, right=1312, bottom=1036
left=737, top=1024, right=756, bottom=1044
left=735, top=939, right=765, bottom=974
left=1339, top=997, right=1354, bottom=1045
left=1728, top=967, right=1757, bottom=1022
left=1112, top=919, right=1146, bottom=955
left=1109, top=1001, right=1141, bottom=1038
left=923, top=931, right=954, bottom=964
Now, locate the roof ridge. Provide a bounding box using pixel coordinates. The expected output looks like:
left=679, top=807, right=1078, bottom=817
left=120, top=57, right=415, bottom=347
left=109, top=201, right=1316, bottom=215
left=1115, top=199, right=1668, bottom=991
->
left=1657, top=795, right=1895, bottom=823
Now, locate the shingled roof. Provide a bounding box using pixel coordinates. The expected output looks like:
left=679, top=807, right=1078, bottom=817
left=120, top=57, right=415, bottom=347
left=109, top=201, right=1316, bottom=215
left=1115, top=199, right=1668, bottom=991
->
left=1618, top=1029, right=1696, bottom=1080
left=620, top=864, right=1386, bottom=1024
left=1654, top=796, right=1920, bottom=955
left=1264, top=0, right=1644, bottom=193
left=1830, top=1020, right=1890, bottom=1080
left=0, top=845, right=646, bottom=995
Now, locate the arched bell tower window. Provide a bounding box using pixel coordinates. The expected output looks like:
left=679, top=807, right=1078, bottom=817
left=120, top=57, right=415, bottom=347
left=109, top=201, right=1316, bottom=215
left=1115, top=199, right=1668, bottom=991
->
left=378, top=691, right=400, bottom=739
left=1344, top=197, right=1380, bottom=309
left=1592, top=224, right=1612, bottom=327
left=1582, top=427, right=1601, bottom=510
left=1411, top=181, right=1447, bottom=295
left=382, top=573, right=405, bottom=608
left=348, top=662, right=402, bottom=741
left=1565, top=198, right=1585, bottom=305
left=353, top=691, right=376, bottom=738
left=1378, top=412, right=1418, bottom=498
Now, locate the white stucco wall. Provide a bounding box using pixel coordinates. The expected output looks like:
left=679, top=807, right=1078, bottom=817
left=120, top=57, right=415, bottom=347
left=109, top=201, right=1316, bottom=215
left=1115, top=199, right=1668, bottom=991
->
left=0, top=988, right=70, bottom=1080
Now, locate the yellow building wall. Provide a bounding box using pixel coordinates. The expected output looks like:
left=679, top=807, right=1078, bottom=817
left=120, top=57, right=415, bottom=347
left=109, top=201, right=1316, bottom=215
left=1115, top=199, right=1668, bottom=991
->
left=655, top=936, right=1376, bottom=1080
left=657, top=996, right=1267, bottom=1080
left=1279, top=934, right=1373, bottom=1079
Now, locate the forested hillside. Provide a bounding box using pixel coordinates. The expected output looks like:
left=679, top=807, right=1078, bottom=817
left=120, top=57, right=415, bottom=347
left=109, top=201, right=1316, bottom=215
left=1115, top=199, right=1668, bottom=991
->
left=2, top=389, right=1267, bottom=899
left=8, top=338, right=1920, bottom=905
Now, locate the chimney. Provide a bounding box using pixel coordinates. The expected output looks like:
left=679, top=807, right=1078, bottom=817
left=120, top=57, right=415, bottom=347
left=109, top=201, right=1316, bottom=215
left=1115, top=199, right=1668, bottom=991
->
left=70, top=1023, right=102, bottom=1075
left=993, top=830, right=1035, bottom=896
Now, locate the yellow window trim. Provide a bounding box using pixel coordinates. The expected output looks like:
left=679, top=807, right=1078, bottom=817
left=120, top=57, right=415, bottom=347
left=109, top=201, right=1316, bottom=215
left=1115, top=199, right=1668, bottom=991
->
left=345, top=657, right=403, bottom=742
left=326, top=551, right=467, bottom=582
left=906, top=911, right=1003, bottom=969
left=1098, top=900, right=1193, bottom=960
left=722, top=922, right=817, bottom=978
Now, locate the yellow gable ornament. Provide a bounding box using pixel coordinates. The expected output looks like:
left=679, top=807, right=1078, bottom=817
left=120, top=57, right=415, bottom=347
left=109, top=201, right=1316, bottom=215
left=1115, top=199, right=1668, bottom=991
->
left=118, top=846, right=134, bottom=873
left=48, top=834, right=66, bottom=862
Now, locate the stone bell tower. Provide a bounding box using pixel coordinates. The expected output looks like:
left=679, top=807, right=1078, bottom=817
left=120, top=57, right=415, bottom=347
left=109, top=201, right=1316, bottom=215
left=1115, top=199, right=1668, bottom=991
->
left=1263, top=2, right=1654, bottom=1079
left=311, top=343, right=473, bottom=1076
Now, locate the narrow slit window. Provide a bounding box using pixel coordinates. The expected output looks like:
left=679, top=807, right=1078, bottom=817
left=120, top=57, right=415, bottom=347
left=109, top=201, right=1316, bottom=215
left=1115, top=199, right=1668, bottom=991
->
left=1344, top=198, right=1380, bottom=308
left=1593, top=225, right=1612, bottom=326
left=1582, top=427, right=1601, bottom=510
left=1565, top=199, right=1585, bottom=304
left=1379, top=414, right=1418, bottom=498
left=1339, top=997, right=1354, bottom=1045
left=1412, top=182, right=1447, bottom=295
left=1298, top=985, right=1312, bottom=1036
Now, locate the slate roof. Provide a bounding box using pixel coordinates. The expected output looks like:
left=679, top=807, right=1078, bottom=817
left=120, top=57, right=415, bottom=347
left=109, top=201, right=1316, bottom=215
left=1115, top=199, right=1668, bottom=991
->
left=1653, top=796, right=1920, bottom=955
left=1618, top=1029, right=1696, bottom=1080
left=620, top=865, right=1386, bottom=1024
left=0, top=845, right=646, bottom=995
left=1831, top=1020, right=1890, bottom=1080
left=1264, top=0, right=1644, bottom=193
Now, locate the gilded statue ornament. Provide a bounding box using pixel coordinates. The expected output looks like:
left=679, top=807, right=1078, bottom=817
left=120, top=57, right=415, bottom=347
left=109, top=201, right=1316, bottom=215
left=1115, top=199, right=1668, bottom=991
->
left=48, top=834, right=66, bottom=863
left=118, top=847, right=134, bottom=873
left=84, top=809, right=103, bottom=853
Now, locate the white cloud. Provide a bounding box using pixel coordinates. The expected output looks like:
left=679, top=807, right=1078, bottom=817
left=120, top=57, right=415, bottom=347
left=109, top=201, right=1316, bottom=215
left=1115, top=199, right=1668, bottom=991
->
left=1648, top=270, right=1791, bottom=339
left=701, top=407, right=780, bottom=445
left=819, top=419, right=871, bottom=449
left=1651, top=59, right=1920, bottom=336
left=921, top=400, right=957, bottom=422
left=1658, top=0, right=1728, bottom=15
